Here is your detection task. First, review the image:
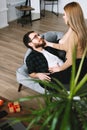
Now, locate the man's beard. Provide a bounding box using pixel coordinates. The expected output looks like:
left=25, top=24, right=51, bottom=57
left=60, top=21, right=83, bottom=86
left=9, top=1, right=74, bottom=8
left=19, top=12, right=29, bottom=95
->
left=35, top=39, right=46, bottom=48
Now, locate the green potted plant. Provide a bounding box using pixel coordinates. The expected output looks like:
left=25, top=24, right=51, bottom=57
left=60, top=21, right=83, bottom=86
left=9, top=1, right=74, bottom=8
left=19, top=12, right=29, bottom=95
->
left=14, top=48, right=87, bottom=130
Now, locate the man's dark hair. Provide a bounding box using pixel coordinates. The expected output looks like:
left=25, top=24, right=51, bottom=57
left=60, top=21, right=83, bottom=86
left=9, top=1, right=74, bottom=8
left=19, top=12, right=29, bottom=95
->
left=23, top=31, right=34, bottom=48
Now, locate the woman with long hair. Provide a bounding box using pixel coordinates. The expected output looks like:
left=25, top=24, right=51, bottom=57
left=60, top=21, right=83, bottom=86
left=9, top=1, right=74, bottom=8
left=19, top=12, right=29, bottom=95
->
left=46, top=2, right=87, bottom=84
left=46, top=2, right=87, bottom=72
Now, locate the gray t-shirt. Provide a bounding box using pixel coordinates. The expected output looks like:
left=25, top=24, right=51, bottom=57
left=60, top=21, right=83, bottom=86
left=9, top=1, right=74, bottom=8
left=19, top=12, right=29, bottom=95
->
left=41, top=49, right=64, bottom=67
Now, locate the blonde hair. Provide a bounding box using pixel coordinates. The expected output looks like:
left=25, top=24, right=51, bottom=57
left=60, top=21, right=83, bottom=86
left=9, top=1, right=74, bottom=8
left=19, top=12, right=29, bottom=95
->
left=64, top=2, right=87, bottom=54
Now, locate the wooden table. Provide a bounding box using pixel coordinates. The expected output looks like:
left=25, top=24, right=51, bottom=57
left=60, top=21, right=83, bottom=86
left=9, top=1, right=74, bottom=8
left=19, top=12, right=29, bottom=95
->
left=15, top=5, right=35, bottom=26
left=0, top=96, right=29, bottom=117
left=0, top=96, right=40, bottom=130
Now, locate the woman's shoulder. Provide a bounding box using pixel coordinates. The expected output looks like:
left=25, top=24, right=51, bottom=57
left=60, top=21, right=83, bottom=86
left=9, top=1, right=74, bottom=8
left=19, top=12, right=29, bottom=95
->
left=59, top=28, right=76, bottom=44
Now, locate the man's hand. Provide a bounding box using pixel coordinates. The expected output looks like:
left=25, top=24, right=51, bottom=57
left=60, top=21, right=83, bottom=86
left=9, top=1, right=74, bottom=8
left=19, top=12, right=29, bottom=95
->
left=36, top=73, right=51, bottom=81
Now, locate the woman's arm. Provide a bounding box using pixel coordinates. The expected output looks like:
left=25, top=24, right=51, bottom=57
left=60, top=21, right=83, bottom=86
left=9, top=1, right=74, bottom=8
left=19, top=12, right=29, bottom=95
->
left=49, top=58, right=72, bottom=73
left=47, top=30, right=77, bottom=72
left=49, top=44, right=73, bottom=72
left=46, top=40, right=67, bottom=51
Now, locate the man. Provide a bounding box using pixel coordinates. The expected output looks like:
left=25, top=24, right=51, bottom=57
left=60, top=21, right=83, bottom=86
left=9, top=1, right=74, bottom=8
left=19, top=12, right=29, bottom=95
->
left=23, top=31, right=64, bottom=83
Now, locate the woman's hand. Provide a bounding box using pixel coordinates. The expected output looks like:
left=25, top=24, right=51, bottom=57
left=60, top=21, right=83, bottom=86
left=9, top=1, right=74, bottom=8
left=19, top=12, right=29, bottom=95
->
left=49, top=65, right=60, bottom=73
left=44, top=40, right=53, bottom=47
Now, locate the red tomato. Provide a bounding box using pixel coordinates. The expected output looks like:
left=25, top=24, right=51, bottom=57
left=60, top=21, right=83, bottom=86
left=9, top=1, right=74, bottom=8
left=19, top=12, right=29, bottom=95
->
left=0, top=99, right=4, bottom=106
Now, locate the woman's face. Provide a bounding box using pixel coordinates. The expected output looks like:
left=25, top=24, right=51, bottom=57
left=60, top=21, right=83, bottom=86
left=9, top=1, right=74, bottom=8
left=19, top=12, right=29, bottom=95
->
left=63, top=11, right=68, bottom=25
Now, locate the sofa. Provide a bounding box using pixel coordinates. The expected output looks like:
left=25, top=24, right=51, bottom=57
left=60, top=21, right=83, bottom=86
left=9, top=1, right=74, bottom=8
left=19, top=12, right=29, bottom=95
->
left=16, top=31, right=66, bottom=93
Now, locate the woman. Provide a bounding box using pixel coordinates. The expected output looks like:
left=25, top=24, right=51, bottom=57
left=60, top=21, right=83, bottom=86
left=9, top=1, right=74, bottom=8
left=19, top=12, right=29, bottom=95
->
left=46, top=2, right=87, bottom=74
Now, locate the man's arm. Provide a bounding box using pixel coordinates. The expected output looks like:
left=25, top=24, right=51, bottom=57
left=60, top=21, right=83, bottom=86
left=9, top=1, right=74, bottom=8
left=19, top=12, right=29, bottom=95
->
left=29, top=72, right=51, bottom=81
left=26, top=51, right=51, bottom=81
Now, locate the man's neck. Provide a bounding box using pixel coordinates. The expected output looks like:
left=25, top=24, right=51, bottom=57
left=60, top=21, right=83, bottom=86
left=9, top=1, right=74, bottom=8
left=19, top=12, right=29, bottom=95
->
left=33, top=47, right=44, bottom=52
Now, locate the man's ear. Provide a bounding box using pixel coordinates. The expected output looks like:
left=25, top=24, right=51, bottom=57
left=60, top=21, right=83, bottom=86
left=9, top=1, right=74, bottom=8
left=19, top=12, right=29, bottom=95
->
left=28, top=42, right=34, bottom=48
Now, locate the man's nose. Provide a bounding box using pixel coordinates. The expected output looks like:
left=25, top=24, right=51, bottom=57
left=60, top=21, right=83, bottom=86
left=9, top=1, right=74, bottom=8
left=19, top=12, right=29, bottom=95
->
left=38, top=35, right=42, bottom=39
left=38, top=36, right=42, bottom=41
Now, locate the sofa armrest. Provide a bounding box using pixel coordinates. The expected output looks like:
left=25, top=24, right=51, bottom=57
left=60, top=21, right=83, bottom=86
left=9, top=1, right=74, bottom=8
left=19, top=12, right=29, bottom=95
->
left=41, top=31, right=64, bottom=43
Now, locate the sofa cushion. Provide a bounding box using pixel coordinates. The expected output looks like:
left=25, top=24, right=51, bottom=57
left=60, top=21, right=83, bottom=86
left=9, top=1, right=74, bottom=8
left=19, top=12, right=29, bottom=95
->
left=41, top=31, right=57, bottom=43
left=41, top=31, right=64, bottom=43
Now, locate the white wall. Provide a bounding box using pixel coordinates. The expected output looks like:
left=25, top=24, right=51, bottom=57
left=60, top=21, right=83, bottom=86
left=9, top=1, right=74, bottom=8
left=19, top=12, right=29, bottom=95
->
left=45, top=0, right=87, bottom=19
left=31, top=0, right=40, bottom=20
left=6, top=0, right=40, bottom=22
left=7, top=0, right=26, bottom=22
left=0, top=0, right=8, bottom=28
left=0, top=0, right=87, bottom=28
left=58, top=0, right=87, bottom=19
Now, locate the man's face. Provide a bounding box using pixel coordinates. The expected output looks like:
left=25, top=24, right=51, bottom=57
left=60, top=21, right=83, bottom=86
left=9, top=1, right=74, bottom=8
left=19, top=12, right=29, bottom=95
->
left=29, top=32, right=46, bottom=48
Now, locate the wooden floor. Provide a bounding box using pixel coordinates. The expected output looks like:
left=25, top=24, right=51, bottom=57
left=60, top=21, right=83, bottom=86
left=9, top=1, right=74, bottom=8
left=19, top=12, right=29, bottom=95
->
left=0, top=11, right=72, bottom=102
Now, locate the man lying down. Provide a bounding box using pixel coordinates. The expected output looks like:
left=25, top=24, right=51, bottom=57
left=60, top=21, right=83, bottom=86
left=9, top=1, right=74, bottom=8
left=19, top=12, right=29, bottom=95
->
left=23, top=31, right=75, bottom=91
